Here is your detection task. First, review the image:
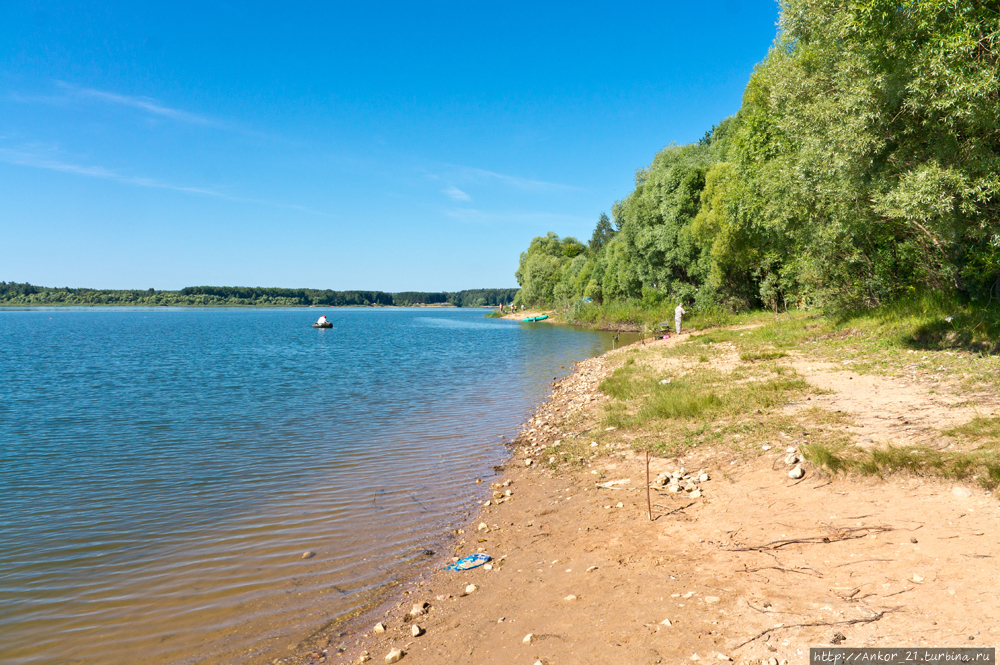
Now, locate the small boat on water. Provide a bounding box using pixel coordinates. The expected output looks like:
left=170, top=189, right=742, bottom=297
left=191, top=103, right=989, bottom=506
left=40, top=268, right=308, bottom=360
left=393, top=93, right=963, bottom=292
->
left=312, top=322, right=333, bottom=328
left=522, top=314, right=548, bottom=322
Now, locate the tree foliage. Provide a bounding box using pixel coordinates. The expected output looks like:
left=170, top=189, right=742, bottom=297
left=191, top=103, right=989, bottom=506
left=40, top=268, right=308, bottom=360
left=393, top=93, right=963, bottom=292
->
left=0, top=283, right=519, bottom=308
left=514, top=0, right=1000, bottom=313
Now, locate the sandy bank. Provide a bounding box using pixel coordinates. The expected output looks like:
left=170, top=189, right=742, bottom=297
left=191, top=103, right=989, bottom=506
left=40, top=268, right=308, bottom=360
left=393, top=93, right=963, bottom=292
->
left=284, top=332, right=1000, bottom=665
left=499, top=309, right=556, bottom=322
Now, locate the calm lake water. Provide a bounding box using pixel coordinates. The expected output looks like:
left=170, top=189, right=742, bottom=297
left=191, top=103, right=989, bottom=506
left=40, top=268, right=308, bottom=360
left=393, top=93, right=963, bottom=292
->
left=0, top=307, right=627, bottom=665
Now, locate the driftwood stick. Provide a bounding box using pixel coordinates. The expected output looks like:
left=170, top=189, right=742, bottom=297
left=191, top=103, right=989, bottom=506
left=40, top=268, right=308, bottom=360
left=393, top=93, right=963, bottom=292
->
left=732, top=611, right=891, bottom=650
left=726, top=526, right=894, bottom=552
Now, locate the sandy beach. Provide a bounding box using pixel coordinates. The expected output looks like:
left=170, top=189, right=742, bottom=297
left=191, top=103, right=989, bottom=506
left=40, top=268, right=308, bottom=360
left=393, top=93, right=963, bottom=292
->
left=280, top=328, right=1000, bottom=665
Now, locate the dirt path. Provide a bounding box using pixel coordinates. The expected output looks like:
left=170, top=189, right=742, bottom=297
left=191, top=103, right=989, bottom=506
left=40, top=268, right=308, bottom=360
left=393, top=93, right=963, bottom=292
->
left=288, top=334, right=999, bottom=665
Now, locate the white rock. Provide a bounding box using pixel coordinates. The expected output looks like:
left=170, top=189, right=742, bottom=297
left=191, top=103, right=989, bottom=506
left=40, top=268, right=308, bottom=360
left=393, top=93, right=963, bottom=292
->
left=716, top=654, right=732, bottom=661
left=301, top=551, right=316, bottom=559
left=668, top=484, right=681, bottom=493
left=699, top=473, right=710, bottom=482
left=660, top=618, right=672, bottom=626
left=523, top=633, right=533, bottom=644
left=465, top=584, right=477, bottom=595
left=953, top=486, right=973, bottom=498
left=761, top=445, right=772, bottom=451
left=586, top=565, right=598, bottom=572
left=786, top=446, right=796, bottom=453
left=374, top=622, right=386, bottom=633
left=549, top=457, right=556, bottom=463
left=384, top=649, right=404, bottom=664
left=478, top=522, right=488, bottom=531
left=411, top=624, right=424, bottom=637
left=691, top=654, right=701, bottom=661
left=768, top=657, right=779, bottom=665
left=591, top=442, right=598, bottom=447
left=409, top=603, right=426, bottom=617
left=483, top=563, right=493, bottom=570
left=785, top=454, right=799, bottom=465
left=912, top=574, right=925, bottom=583
left=616, top=502, right=624, bottom=508
left=690, top=490, right=702, bottom=498
left=789, top=465, right=805, bottom=479
left=525, top=459, right=533, bottom=466
left=564, top=594, right=577, bottom=601
left=705, top=596, right=720, bottom=604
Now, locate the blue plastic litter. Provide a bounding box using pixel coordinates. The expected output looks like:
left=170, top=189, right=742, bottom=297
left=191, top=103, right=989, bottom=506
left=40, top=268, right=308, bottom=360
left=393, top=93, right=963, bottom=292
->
left=443, top=553, right=491, bottom=571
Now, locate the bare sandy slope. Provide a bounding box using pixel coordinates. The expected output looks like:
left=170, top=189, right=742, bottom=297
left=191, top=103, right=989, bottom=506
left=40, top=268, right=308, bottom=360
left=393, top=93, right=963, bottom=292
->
left=287, top=334, right=999, bottom=665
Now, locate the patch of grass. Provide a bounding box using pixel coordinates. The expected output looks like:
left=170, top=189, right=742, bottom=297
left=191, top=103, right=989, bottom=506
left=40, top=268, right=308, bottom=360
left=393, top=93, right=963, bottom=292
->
left=944, top=416, right=1000, bottom=441
left=640, top=380, right=720, bottom=420
left=740, top=350, right=789, bottom=362
left=598, top=357, right=816, bottom=430
left=802, top=442, right=1000, bottom=492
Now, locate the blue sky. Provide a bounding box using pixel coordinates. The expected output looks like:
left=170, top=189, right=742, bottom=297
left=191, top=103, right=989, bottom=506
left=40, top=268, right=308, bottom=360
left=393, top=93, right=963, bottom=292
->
left=1, top=1, right=780, bottom=291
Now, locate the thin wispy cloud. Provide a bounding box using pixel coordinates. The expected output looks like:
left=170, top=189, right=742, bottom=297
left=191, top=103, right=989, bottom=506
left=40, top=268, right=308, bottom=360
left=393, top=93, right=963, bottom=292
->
left=442, top=186, right=471, bottom=201
left=64, top=83, right=216, bottom=126
left=0, top=147, right=328, bottom=215
left=9, top=82, right=222, bottom=128
left=443, top=207, right=589, bottom=226
left=443, top=163, right=584, bottom=193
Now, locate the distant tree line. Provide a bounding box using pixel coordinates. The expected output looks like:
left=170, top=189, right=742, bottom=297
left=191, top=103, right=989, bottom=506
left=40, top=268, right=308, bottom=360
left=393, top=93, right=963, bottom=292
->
left=515, top=0, right=1000, bottom=314
left=0, top=283, right=520, bottom=308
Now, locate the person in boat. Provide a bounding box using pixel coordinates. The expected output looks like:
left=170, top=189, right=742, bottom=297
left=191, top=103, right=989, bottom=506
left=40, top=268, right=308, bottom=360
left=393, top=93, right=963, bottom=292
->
left=316, top=314, right=329, bottom=325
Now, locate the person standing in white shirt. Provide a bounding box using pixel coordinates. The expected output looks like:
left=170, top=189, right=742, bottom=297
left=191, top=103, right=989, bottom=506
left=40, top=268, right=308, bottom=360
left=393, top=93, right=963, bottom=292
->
left=674, top=303, right=687, bottom=335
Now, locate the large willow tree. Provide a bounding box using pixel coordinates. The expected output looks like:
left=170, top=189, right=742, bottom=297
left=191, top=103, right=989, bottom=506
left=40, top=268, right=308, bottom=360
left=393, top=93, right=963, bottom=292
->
left=731, top=0, right=1000, bottom=306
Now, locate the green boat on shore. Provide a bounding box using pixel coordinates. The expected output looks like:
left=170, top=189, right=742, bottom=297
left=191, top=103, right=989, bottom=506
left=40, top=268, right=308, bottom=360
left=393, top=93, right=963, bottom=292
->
left=522, top=314, right=548, bottom=322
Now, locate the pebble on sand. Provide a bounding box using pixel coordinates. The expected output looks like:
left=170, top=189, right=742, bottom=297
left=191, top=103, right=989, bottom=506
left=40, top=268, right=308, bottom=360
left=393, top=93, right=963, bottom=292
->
left=789, top=465, right=805, bottom=479
left=411, top=624, right=424, bottom=637
left=564, top=594, right=578, bottom=601
left=525, top=459, right=533, bottom=466
left=523, top=633, right=533, bottom=644
left=409, top=603, right=427, bottom=617
left=374, top=622, right=386, bottom=633
left=301, top=551, right=316, bottom=559
left=660, top=618, right=672, bottom=626
left=384, top=649, right=404, bottom=664
left=465, top=584, right=477, bottom=595
left=690, top=490, right=702, bottom=498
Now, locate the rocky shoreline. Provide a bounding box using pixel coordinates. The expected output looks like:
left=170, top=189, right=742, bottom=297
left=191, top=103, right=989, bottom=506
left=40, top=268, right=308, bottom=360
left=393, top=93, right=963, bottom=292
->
left=277, top=331, right=1000, bottom=665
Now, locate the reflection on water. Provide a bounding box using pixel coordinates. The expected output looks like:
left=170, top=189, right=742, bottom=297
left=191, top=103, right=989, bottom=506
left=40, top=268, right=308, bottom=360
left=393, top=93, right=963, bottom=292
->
left=0, top=308, right=627, bottom=665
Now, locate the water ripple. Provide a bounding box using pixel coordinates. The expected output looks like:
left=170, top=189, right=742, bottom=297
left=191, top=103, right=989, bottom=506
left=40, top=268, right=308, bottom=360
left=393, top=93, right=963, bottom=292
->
left=0, top=307, right=623, bottom=665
